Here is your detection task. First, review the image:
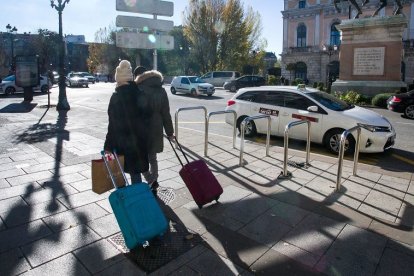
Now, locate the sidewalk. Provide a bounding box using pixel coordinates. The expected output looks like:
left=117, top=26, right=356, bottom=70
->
left=0, top=95, right=413, bottom=275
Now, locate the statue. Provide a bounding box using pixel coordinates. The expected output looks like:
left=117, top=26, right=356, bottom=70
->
left=362, top=0, right=403, bottom=17
left=334, top=0, right=364, bottom=19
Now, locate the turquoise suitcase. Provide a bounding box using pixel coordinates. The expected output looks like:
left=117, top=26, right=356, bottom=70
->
left=102, top=151, right=168, bottom=249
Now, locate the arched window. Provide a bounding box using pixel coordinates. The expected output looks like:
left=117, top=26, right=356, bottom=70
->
left=330, top=23, right=341, bottom=46
left=295, top=62, right=307, bottom=81
left=299, top=0, right=306, bottom=8
left=297, top=24, right=306, bottom=47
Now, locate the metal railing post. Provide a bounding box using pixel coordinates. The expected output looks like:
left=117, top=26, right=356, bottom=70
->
left=280, top=119, right=311, bottom=178
left=239, top=115, right=271, bottom=166
left=205, top=110, right=237, bottom=156
left=336, top=126, right=361, bottom=191
left=175, top=106, right=207, bottom=148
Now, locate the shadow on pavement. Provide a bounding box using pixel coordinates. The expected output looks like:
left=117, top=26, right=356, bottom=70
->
left=0, top=102, right=37, bottom=113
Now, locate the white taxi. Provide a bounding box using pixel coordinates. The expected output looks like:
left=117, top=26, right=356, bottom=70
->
left=225, top=85, right=396, bottom=154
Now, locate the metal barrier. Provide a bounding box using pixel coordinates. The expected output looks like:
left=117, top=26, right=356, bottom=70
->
left=336, top=126, right=361, bottom=191
left=205, top=110, right=237, bottom=156
left=239, top=115, right=271, bottom=166
left=280, top=119, right=311, bottom=178
left=175, top=106, right=207, bottom=146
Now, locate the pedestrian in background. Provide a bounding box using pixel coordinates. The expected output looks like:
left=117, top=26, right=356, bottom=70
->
left=104, top=60, right=150, bottom=183
left=134, top=66, right=174, bottom=194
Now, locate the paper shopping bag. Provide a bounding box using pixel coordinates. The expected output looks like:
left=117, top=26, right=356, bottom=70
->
left=91, top=155, right=125, bottom=194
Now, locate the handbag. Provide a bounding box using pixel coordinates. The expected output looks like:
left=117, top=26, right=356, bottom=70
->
left=92, top=154, right=125, bottom=194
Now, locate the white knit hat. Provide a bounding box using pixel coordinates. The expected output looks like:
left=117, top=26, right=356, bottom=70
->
left=115, top=60, right=133, bottom=86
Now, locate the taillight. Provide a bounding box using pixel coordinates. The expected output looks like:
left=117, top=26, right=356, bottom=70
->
left=227, top=100, right=236, bottom=106
left=391, top=96, right=402, bottom=103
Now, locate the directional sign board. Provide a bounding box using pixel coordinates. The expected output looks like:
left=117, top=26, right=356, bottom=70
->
left=116, top=32, right=174, bottom=50
left=116, top=0, right=173, bottom=17
left=116, top=15, right=173, bottom=32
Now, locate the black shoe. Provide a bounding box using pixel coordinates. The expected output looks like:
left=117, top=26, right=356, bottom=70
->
left=151, top=181, right=159, bottom=196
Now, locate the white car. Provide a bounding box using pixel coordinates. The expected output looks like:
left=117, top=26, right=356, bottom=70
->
left=225, top=85, right=396, bottom=154
left=170, top=76, right=215, bottom=96
left=0, top=75, right=52, bottom=95
left=65, top=72, right=89, bottom=88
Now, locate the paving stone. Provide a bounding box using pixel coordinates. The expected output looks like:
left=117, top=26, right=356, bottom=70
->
left=57, top=190, right=108, bottom=209
left=97, top=259, right=146, bottom=276
left=22, top=184, right=79, bottom=205
left=6, top=171, right=54, bottom=186
left=74, top=239, right=125, bottom=274
left=375, top=247, right=414, bottom=276
left=87, top=214, right=120, bottom=238
left=10, top=152, right=50, bottom=162
left=0, top=196, right=28, bottom=213
left=43, top=203, right=109, bottom=232
left=21, top=224, right=101, bottom=267
left=56, top=163, right=90, bottom=176
left=315, top=203, right=373, bottom=230
left=396, top=203, right=414, bottom=227
left=281, top=213, right=344, bottom=257
left=0, top=178, right=11, bottom=188
left=167, top=266, right=200, bottom=275
left=271, top=241, right=320, bottom=267
left=250, top=246, right=318, bottom=275
left=341, top=176, right=376, bottom=195
left=21, top=253, right=90, bottom=276
left=0, top=248, right=31, bottom=276
left=0, top=220, right=52, bottom=254
left=0, top=168, right=26, bottom=179
left=96, top=199, right=112, bottom=213
left=186, top=248, right=250, bottom=275
left=325, top=190, right=366, bottom=209
left=70, top=179, right=92, bottom=192
left=369, top=219, right=414, bottom=246
left=22, top=162, right=61, bottom=174
left=0, top=157, right=13, bottom=165
left=169, top=207, right=208, bottom=235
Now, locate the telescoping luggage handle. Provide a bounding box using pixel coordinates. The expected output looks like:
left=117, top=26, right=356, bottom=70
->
left=100, top=150, right=129, bottom=190
left=166, top=135, right=190, bottom=167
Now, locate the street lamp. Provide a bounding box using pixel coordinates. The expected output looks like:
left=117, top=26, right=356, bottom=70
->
left=51, top=0, right=70, bottom=111
left=322, top=44, right=338, bottom=89
left=5, top=24, right=17, bottom=74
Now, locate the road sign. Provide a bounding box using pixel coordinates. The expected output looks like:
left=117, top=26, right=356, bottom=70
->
left=116, top=0, right=174, bottom=17
left=116, top=32, right=174, bottom=50
left=116, top=15, right=173, bottom=32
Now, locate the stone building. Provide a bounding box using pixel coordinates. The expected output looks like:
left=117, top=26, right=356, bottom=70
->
left=281, top=0, right=414, bottom=88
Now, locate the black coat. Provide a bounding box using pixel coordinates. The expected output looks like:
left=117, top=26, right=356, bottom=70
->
left=104, top=82, right=150, bottom=174
left=135, top=70, right=174, bottom=153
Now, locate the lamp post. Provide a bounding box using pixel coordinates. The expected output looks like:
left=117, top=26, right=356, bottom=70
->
left=51, top=0, right=70, bottom=111
left=5, top=24, right=17, bottom=74
left=322, top=44, right=337, bottom=89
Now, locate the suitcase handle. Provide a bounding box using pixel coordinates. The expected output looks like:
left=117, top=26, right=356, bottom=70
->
left=165, top=135, right=190, bottom=167
left=100, top=150, right=129, bottom=189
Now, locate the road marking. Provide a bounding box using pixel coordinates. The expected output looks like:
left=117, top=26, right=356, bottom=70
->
left=392, top=154, right=414, bottom=166
left=395, top=121, right=414, bottom=125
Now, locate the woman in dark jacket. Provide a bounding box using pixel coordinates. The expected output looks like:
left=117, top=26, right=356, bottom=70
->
left=135, top=69, right=174, bottom=191
left=104, top=60, right=149, bottom=183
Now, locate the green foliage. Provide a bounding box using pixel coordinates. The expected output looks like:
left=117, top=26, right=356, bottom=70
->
left=317, top=82, right=324, bottom=91
left=371, top=93, right=394, bottom=108
left=284, top=79, right=289, bottom=85
left=339, top=91, right=361, bottom=104
left=267, top=75, right=277, bottom=85
left=313, top=82, right=318, bottom=88
left=291, top=80, right=297, bottom=86
left=294, top=78, right=303, bottom=84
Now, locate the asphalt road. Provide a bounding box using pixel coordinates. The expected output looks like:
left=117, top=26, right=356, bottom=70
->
left=5, top=82, right=412, bottom=173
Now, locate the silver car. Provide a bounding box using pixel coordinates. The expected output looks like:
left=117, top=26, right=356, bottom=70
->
left=65, top=72, right=89, bottom=88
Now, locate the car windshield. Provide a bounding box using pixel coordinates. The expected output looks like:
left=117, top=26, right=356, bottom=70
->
left=307, top=91, right=353, bottom=111
left=72, top=73, right=82, bottom=77
left=188, top=77, right=205, bottom=83
left=3, top=75, right=15, bottom=81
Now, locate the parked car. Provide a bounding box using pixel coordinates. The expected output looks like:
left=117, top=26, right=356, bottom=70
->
left=225, top=85, right=396, bottom=154
left=78, top=72, right=96, bottom=84
left=387, top=90, right=414, bottom=119
left=170, top=76, right=215, bottom=96
left=95, top=73, right=108, bottom=82
left=52, top=71, right=59, bottom=84
left=0, top=75, right=52, bottom=95
left=65, top=72, right=89, bottom=88
left=200, top=71, right=240, bottom=87
left=224, top=75, right=266, bottom=92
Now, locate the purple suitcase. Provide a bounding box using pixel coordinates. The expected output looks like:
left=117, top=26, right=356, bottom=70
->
left=168, top=137, right=223, bottom=209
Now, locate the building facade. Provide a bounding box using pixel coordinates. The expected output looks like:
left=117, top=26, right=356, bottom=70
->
left=281, top=0, right=414, bottom=87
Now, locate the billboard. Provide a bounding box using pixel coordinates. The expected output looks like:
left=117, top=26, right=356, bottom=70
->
left=116, top=32, right=174, bottom=50
left=116, top=15, right=173, bottom=32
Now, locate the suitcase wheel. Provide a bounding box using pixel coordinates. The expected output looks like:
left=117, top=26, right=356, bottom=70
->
left=197, top=204, right=203, bottom=209
left=215, top=196, right=220, bottom=202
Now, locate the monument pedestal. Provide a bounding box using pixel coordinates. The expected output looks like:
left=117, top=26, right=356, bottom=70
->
left=332, top=15, right=407, bottom=96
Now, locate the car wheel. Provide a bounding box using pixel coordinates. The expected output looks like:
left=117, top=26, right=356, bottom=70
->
left=86, top=84, right=89, bottom=88
left=237, top=116, right=257, bottom=137
left=5, top=87, right=15, bottom=95
left=324, top=129, right=355, bottom=155
left=404, top=104, right=414, bottom=119
left=40, top=85, right=48, bottom=93
left=230, top=85, right=237, bottom=92
left=207, top=94, right=212, bottom=97
left=171, top=87, right=176, bottom=94
left=191, top=89, right=197, bottom=96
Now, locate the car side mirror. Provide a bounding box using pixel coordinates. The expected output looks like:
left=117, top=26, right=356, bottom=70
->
left=307, top=105, right=319, bottom=112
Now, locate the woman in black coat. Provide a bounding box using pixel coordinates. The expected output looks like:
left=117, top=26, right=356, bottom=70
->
left=104, top=60, right=149, bottom=183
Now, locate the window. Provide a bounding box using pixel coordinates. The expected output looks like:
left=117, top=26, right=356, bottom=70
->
left=295, top=62, right=307, bottom=81
left=330, top=23, right=341, bottom=46
left=237, top=91, right=261, bottom=102
left=297, top=24, right=307, bottom=47
left=181, top=78, right=190, bottom=84
left=283, top=93, right=315, bottom=110
left=213, top=72, right=232, bottom=78
left=265, top=91, right=284, bottom=106
left=299, top=0, right=306, bottom=8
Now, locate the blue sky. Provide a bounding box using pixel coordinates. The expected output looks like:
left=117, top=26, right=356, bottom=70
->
left=2, top=0, right=283, bottom=55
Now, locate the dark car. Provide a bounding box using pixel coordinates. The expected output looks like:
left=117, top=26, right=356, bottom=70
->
left=223, top=75, right=266, bottom=92
left=387, top=90, right=414, bottom=119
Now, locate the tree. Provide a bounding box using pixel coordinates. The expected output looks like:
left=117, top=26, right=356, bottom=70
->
left=33, top=29, right=60, bottom=74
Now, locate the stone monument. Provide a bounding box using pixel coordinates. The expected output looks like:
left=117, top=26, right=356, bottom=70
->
left=332, top=15, right=407, bottom=96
